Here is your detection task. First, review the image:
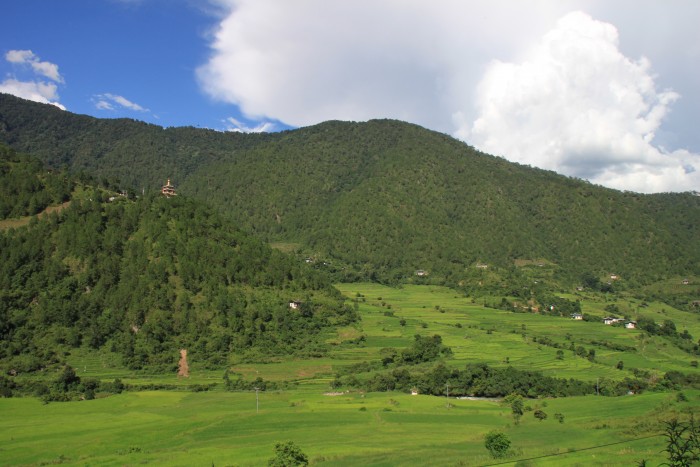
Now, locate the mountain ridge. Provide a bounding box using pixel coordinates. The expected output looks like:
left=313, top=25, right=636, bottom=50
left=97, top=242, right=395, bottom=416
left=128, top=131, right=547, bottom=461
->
left=1, top=93, right=698, bottom=288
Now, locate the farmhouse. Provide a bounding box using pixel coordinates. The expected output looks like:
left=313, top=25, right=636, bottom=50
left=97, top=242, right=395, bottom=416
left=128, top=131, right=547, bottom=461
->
left=415, top=269, right=428, bottom=277
left=603, top=317, right=622, bottom=325
left=571, top=313, right=583, bottom=320
left=624, top=321, right=637, bottom=329
left=289, top=300, right=302, bottom=309
left=682, top=278, right=689, bottom=285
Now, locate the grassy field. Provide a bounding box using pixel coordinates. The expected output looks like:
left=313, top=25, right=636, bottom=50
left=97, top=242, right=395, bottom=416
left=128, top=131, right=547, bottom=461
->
left=1, top=388, right=697, bottom=466
left=4, top=283, right=700, bottom=465
left=331, top=283, right=699, bottom=383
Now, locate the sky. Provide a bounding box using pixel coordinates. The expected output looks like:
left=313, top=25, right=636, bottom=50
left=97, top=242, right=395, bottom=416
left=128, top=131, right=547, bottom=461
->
left=2, top=0, right=699, bottom=193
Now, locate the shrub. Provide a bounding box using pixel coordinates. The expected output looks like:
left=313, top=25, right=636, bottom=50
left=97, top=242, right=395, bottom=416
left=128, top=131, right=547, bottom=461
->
left=484, top=431, right=511, bottom=459
left=268, top=441, right=308, bottom=466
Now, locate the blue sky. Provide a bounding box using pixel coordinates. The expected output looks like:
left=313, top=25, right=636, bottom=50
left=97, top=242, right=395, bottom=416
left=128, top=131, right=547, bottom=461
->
left=0, top=0, right=277, bottom=131
left=2, top=0, right=699, bottom=193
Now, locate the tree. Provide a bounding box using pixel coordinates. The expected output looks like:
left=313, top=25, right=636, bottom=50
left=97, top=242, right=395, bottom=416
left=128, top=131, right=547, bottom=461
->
left=587, top=349, right=596, bottom=362
left=662, top=417, right=699, bottom=467
left=268, top=441, right=309, bottom=466
left=534, top=409, right=548, bottom=421
left=54, top=365, right=80, bottom=392
left=484, top=430, right=511, bottom=459
left=503, top=393, right=524, bottom=425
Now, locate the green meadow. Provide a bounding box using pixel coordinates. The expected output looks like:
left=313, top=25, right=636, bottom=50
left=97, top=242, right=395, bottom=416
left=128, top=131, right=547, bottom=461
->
left=2, top=283, right=699, bottom=465
left=1, top=388, right=696, bottom=466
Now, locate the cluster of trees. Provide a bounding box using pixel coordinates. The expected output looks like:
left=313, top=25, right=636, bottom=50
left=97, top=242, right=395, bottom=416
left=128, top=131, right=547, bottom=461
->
left=537, top=293, right=582, bottom=317
left=223, top=370, right=294, bottom=392
left=334, top=362, right=596, bottom=397
left=332, top=361, right=700, bottom=397
left=0, top=365, right=125, bottom=402
left=635, top=318, right=699, bottom=355
left=0, top=144, right=72, bottom=218
left=0, top=154, right=358, bottom=375
left=2, top=94, right=699, bottom=291
left=379, top=334, right=453, bottom=366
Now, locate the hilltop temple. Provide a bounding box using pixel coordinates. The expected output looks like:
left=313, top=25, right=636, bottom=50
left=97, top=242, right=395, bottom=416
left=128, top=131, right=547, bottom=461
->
left=161, top=179, right=176, bottom=197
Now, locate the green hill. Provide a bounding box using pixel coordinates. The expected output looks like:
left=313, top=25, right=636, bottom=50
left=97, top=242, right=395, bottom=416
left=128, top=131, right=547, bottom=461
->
left=0, top=147, right=355, bottom=376
left=1, top=93, right=699, bottom=291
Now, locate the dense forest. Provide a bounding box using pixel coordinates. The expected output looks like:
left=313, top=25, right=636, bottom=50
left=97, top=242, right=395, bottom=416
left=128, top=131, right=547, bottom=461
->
left=0, top=147, right=356, bottom=375
left=1, top=93, right=699, bottom=290
left=0, top=144, right=73, bottom=218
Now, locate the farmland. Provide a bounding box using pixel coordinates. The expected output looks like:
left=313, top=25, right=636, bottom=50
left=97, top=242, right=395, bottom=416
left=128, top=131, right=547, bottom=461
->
left=2, top=284, right=699, bottom=465
left=1, top=388, right=695, bottom=466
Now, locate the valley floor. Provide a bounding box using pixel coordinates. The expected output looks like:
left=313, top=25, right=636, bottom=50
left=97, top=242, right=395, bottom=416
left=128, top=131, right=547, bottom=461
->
left=3, top=283, right=699, bottom=465
left=1, top=389, right=696, bottom=466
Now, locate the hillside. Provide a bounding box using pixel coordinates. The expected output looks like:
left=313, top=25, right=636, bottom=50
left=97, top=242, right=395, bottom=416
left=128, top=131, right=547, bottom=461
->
left=1, top=93, right=699, bottom=292
left=0, top=148, right=356, bottom=375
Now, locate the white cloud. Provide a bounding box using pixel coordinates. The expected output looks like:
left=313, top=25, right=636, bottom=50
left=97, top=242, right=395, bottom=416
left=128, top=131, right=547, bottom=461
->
left=464, top=11, right=699, bottom=193
left=5, top=49, right=64, bottom=83
left=224, top=116, right=275, bottom=133
left=93, top=93, right=148, bottom=112
left=2, top=50, right=66, bottom=109
left=197, top=1, right=699, bottom=193
left=0, top=78, right=65, bottom=110
left=197, top=0, right=513, bottom=129
left=5, top=50, right=35, bottom=63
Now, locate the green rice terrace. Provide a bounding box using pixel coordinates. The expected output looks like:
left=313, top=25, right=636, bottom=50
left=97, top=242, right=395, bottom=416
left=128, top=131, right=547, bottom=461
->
left=2, top=283, right=699, bottom=466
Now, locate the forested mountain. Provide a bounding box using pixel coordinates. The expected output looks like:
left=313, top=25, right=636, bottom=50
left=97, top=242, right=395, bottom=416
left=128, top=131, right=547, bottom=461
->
left=1, top=93, right=699, bottom=288
left=0, top=147, right=355, bottom=374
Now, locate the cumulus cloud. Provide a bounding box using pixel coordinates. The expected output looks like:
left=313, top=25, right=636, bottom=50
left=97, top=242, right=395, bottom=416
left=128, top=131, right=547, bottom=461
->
left=1, top=50, right=65, bottom=109
left=5, top=49, right=64, bottom=83
left=197, top=0, right=517, bottom=129
left=223, top=116, right=275, bottom=133
left=0, top=78, right=66, bottom=110
left=93, top=93, right=148, bottom=112
left=464, top=11, right=699, bottom=193
left=197, top=1, right=699, bottom=192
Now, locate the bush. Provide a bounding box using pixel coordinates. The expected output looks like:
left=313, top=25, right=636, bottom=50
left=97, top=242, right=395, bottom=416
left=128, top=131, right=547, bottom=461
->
left=484, top=430, right=511, bottom=459
left=268, top=441, right=309, bottom=466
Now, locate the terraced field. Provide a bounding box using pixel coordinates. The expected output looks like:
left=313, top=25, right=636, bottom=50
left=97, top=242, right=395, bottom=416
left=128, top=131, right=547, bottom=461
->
left=3, top=283, right=699, bottom=465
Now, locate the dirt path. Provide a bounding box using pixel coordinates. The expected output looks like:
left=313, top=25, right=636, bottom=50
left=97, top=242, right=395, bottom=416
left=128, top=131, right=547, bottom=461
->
left=177, top=348, right=189, bottom=378
left=0, top=201, right=72, bottom=231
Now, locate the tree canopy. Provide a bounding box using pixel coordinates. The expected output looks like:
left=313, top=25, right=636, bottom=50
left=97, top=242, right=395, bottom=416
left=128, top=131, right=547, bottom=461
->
left=1, top=93, right=698, bottom=290
left=0, top=151, right=356, bottom=374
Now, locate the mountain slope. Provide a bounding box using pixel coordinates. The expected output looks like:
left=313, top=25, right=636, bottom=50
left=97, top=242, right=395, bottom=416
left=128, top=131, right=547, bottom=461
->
left=1, top=93, right=699, bottom=287
left=0, top=148, right=355, bottom=373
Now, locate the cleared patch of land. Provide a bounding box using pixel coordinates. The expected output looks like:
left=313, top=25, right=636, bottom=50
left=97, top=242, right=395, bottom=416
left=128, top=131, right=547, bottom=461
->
left=0, top=201, right=71, bottom=230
